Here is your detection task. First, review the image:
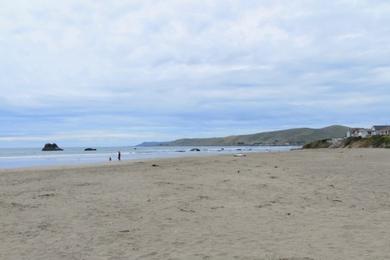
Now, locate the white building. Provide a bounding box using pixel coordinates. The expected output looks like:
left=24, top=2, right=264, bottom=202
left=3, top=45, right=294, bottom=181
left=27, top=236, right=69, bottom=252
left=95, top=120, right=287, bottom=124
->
left=346, top=125, right=390, bottom=138
left=346, top=128, right=372, bottom=138
left=372, top=125, right=390, bottom=136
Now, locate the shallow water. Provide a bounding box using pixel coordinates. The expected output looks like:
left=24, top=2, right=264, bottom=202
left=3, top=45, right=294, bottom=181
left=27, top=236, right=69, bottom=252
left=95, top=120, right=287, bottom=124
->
left=0, top=146, right=298, bottom=169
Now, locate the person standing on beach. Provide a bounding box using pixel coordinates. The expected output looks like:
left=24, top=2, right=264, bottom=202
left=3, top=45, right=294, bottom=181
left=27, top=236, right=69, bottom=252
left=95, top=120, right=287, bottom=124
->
left=118, top=151, right=121, bottom=161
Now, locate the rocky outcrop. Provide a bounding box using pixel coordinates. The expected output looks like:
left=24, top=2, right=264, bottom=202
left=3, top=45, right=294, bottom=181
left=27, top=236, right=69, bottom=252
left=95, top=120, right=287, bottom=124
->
left=42, top=143, right=63, bottom=151
left=84, top=148, right=97, bottom=151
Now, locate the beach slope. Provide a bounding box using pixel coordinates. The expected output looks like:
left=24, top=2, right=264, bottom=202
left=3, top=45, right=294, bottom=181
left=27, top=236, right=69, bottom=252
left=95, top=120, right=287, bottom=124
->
left=1, top=149, right=390, bottom=259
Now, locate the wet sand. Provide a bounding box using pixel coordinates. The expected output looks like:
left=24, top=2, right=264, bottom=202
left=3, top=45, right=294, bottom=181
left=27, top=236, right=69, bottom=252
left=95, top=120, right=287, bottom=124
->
left=1, top=149, right=390, bottom=259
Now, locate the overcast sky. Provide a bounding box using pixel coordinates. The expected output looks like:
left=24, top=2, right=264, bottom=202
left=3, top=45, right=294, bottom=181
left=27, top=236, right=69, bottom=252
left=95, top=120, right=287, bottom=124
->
left=1, top=0, right=390, bottom=147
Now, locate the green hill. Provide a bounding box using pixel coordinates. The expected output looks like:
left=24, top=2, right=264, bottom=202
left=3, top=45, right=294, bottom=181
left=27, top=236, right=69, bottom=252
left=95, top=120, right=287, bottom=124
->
left=138, top=125, right=349, bottom=146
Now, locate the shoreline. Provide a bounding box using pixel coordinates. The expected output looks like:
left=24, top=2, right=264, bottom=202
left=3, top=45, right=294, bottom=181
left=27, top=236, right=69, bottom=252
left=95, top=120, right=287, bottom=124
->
left=0, top=147, right=297, bottom=172
left=0, top=149, right=294, bottom=173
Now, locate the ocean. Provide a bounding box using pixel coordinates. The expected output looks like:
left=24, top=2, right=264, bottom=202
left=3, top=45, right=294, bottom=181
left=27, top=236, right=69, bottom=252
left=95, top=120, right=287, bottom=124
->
left=0, top=146, right=298, bottom=169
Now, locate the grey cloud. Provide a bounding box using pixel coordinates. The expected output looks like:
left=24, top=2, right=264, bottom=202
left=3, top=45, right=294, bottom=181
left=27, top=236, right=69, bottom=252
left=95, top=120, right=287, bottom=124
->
left=0, top=0, right=390, bottom=146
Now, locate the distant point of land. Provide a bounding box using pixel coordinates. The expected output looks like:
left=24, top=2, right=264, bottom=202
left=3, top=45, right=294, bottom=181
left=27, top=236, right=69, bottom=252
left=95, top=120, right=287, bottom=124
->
left=137, top=125, right=349, bottom=147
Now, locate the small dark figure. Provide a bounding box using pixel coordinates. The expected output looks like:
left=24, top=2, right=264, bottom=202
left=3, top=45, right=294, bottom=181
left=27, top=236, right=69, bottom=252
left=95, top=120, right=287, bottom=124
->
left=118, top=151, right=121, bottom=161
left=109, top=157, right=112, bottom=161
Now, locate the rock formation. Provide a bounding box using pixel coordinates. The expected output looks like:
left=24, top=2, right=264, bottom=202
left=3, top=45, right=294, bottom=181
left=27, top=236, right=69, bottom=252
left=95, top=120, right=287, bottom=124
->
left=42, top=143, right=63, bottom=151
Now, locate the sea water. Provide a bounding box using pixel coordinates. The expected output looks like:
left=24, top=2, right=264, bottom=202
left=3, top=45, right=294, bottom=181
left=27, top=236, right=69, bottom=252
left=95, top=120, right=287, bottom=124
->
left=0, top=146, right=298, bottom=169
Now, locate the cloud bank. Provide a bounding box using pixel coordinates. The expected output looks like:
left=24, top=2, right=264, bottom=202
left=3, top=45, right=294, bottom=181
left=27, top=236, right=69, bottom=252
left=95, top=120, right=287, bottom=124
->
left=1, top=0, right=390, bottom=147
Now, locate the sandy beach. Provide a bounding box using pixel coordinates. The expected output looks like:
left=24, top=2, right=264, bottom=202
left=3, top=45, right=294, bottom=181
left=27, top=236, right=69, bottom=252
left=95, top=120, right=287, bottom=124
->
left=1, top=149, right=390, bottom=260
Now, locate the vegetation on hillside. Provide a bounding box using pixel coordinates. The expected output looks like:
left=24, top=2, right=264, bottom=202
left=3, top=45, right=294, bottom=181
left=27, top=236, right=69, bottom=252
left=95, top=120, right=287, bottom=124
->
left=138, top=125, right=349, bottom=146
left=303, top=136, right=390, bottom=149
left=302, top=139, right=333, bottom=149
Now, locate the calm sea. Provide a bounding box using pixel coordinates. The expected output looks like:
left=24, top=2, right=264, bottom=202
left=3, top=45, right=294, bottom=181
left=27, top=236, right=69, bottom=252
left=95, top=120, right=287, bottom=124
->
left=0, top=146, right=298, bottom=169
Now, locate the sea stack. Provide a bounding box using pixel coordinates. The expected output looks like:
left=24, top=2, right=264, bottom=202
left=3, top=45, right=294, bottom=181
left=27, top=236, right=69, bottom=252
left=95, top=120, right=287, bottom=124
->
left=42, top=143, right=63, bottom=151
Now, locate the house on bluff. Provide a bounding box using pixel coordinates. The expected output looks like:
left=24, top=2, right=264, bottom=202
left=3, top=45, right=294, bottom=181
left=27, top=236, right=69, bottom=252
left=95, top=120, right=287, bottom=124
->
left=346, top=128, right=372, bottom=138
left=347, top=125, right=390, bottom=138
left=372, top=125, right=390, bottom=136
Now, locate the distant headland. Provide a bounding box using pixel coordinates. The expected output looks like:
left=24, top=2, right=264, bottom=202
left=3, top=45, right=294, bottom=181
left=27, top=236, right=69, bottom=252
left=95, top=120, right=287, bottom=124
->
left=137, top=125, right=349, bottom=147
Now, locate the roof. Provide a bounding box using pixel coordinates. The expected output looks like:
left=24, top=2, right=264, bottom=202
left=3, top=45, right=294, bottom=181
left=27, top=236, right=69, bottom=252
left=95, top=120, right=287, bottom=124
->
left=373, top=125, right=390, bottom=131
left=349, top=128, right=370, bottom=132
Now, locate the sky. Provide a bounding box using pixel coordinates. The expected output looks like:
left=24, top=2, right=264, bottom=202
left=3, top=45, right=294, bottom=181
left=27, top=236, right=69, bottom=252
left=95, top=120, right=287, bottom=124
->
left=1, top=0, right=390, bottom=147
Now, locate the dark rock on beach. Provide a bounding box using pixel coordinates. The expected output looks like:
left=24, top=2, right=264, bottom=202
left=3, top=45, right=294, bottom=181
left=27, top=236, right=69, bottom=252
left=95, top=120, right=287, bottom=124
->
left=84, top=148, right=97, bottom=151
left=190, top=148, right=201, bottom=152
left=42, top=143, right=63, bottom=151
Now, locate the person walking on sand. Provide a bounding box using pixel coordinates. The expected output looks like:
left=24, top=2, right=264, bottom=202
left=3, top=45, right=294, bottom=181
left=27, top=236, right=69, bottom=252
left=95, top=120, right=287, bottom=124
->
left=118, top=151, right=121, bottom=161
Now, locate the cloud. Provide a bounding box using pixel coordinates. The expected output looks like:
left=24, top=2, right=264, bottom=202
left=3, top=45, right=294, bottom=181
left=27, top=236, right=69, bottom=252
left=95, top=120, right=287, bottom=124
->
left=1, top=0, right=390, bottom=146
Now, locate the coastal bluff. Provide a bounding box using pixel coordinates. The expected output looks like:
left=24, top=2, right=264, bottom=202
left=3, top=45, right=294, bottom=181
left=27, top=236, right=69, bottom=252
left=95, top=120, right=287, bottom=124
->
left=303, top=136, right=390, bottom=149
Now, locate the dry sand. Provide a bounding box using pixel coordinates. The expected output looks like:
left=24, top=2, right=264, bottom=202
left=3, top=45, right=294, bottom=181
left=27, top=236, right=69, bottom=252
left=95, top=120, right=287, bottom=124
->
left=1, top=149, right=390, bottom=260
